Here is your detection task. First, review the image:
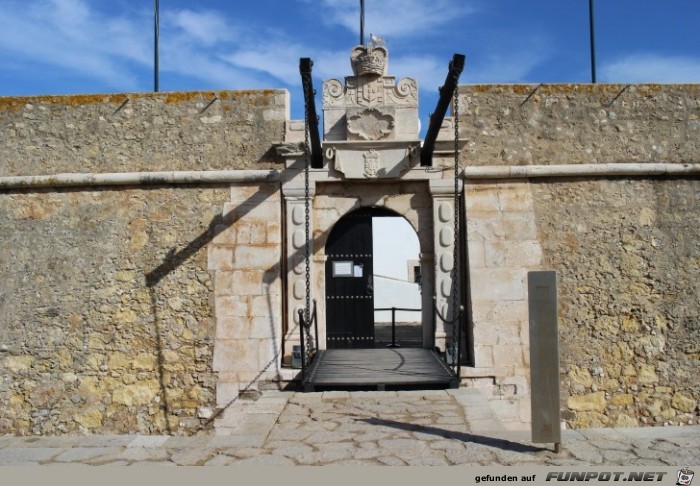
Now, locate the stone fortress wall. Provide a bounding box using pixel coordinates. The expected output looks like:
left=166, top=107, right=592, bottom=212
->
left=0, top=91, right=286, bottom=435
left=0, top=84, right=698, bottom=435
left=458, top=84, right=699, bottom=428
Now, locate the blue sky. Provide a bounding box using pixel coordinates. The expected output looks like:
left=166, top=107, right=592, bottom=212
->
left=1, top=0, right=699, bottom=125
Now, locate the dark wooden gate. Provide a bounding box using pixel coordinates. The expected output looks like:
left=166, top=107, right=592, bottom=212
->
left=325, top=208, right=389, bottom=349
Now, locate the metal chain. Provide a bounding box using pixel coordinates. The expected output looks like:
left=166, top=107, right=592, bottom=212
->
left=451, top=75, right=461, bottom=366
left=301, top=70, right=313, bottom=362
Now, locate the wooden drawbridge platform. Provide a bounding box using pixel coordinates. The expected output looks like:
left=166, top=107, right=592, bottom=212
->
left=303, top=348, right=458, bottom=391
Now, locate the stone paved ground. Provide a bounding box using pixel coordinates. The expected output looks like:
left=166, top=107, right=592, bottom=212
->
left=0, top=390, right=698, bottom=466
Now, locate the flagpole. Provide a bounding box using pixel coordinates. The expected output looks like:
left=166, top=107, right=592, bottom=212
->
left=360, top=0, right=365, bottom=45
left=589, top=0, right=597, bottom=83
left=154, top=0, right=160, bottom=92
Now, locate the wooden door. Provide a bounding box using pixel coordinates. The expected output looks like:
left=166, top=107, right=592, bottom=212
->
left=325, top=208, right=375, bottom=349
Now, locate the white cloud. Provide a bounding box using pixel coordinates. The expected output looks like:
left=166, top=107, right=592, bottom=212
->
left=164, top=9, right=235, bottom=46
left=601, top=54, right=700, bottom=83
left=222, top=43, right=309, bottom=84
left=0, top=0, right=268, bottom=91
left=0, top=0, right=148, bottom=89
left=302, top=0, right=475, bottom=39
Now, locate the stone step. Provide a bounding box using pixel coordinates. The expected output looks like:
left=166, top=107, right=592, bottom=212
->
left=214, top=391, right=291, bottom=435
left=448, top=388, right=507, bottom=434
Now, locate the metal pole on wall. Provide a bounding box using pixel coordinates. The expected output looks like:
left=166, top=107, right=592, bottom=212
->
left=154, top=0, right=160, bottom=92
left=589, top=0, right=597, bottom=83
left=360, top=0, right=365, bottom=45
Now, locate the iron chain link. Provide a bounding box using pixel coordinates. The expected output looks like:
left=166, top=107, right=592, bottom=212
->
left=451, top=74, right=461, bottom=366
left=302, top=70, right=314, bottom=364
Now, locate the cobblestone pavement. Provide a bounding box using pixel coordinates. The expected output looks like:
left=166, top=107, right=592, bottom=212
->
left=1, top=390, right=698, bottom=466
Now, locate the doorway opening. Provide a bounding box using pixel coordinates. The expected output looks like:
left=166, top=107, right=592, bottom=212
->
left=372, top=215, right=422, bottom=347
left=325, top=207, right=423, bottom=349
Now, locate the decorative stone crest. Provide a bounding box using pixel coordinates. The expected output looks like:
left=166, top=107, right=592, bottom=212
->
left=347, top=108, right=394, bottom=140
left=319, top=41, right=420, bottom=178
left=351, top=45, right=388, bottom=77
left=363, top=149, right=380, bottom=178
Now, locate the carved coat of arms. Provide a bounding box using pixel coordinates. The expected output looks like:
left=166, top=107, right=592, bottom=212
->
left=363, top=149, right=380, bottom=178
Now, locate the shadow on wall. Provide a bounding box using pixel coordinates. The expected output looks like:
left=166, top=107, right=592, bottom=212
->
left=144, top=185, right=283, bottom=432
left=141, top=184, right=359, bottom=430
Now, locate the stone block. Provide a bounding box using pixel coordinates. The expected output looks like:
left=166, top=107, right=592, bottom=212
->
left=207, top=245, right=233, bottom=270
left=216, top=316, right=250, bottom=339
left=471, top=300, right=528, bottom=323
left=266, top=222, right=281, bottom=244
left=502, top=212, right=539, bottom=240
left=497, top=184, right=534, bottom=211
left=212, top=224, right=236, bottom=245
left=611, top=393, right=634, bottom=407
left=223, top=201, right=279, bottom=222
left=568, top=365, right=594, bottom=388
left=489, top=398, right=522, bottom=423
left=263, top=269, right=282, bottom=295
left=505, top=240, right=543, bottom=267
left=313, top=207, right=342, bottom=235
left=249, top=316, right=281, bottom=339
left=258, top=339, right=281, bottom=368
left=231, top=270, right=264, bottom=295
left=492, top=344, right=525, bottom=367
left=567, top=391, right=607, bottom=412
left=214, top=271, right=233, bottom=296
left=215, top=377, right=240, bottom=407
left=248, top=221, right=268, bottom=244
left=502, top=375, right=530, bottom=396
left=112, top=381, right=160, bottom=407
left=107, top=352, right=130, bottom=371
left=213, top=339, right=259, bottom=372
left=474, top=345, right=494, bottom=367
left=636, top=364, right=659, bottom=384
left=671, top=393, right=696, bottom=413
left=465, top=186, right=500, bottom=212
left=132, top=353, right=157, bottom=371
left=467, top=239, right=486, bottom=268
left=233, top=245, right=280, bottom=270
left=473, top=321, right=522, bottom=345
left=250, top=294, right=281, bottom=317
left=230, top=184, right=279, bottom=204
left=74, top=407, right=104, bottom=430
left=469, top=268, right=526, bottom=301
left=467, top=211, right=506, bottom=241
left=614, top=414, right=638, bottom=427
left=215, top=296, right=248, bottom=318
left=484, top=241, right=507, bottom=267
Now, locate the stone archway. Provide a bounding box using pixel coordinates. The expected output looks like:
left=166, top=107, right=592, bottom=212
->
left=282, top=180, right=446, bottom=362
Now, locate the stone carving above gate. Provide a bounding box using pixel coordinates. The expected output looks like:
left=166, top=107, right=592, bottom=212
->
left=347, top=107, right=394, bottom=141
left=351, top=45, right=388, bottom=76
left=322, top=42, right=420, bottom=179
left=362, top=149, right=380, bottom=178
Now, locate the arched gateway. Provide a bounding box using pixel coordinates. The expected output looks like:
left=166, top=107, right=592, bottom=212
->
left=324, top=206, right=421, bottom=349
left=275, top=43, right=466, bottom=389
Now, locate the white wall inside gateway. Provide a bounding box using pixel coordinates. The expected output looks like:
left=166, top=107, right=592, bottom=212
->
left=372, top=217, right=421, bottom=323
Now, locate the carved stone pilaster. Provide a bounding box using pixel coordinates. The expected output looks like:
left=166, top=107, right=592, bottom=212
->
left=282, top=182, right=316, bottom=362
left=429, top=179, right=463, bottom=352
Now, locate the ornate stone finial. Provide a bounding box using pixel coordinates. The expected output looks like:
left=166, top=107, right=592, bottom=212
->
left=351, top=45, right=388, bottom=77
